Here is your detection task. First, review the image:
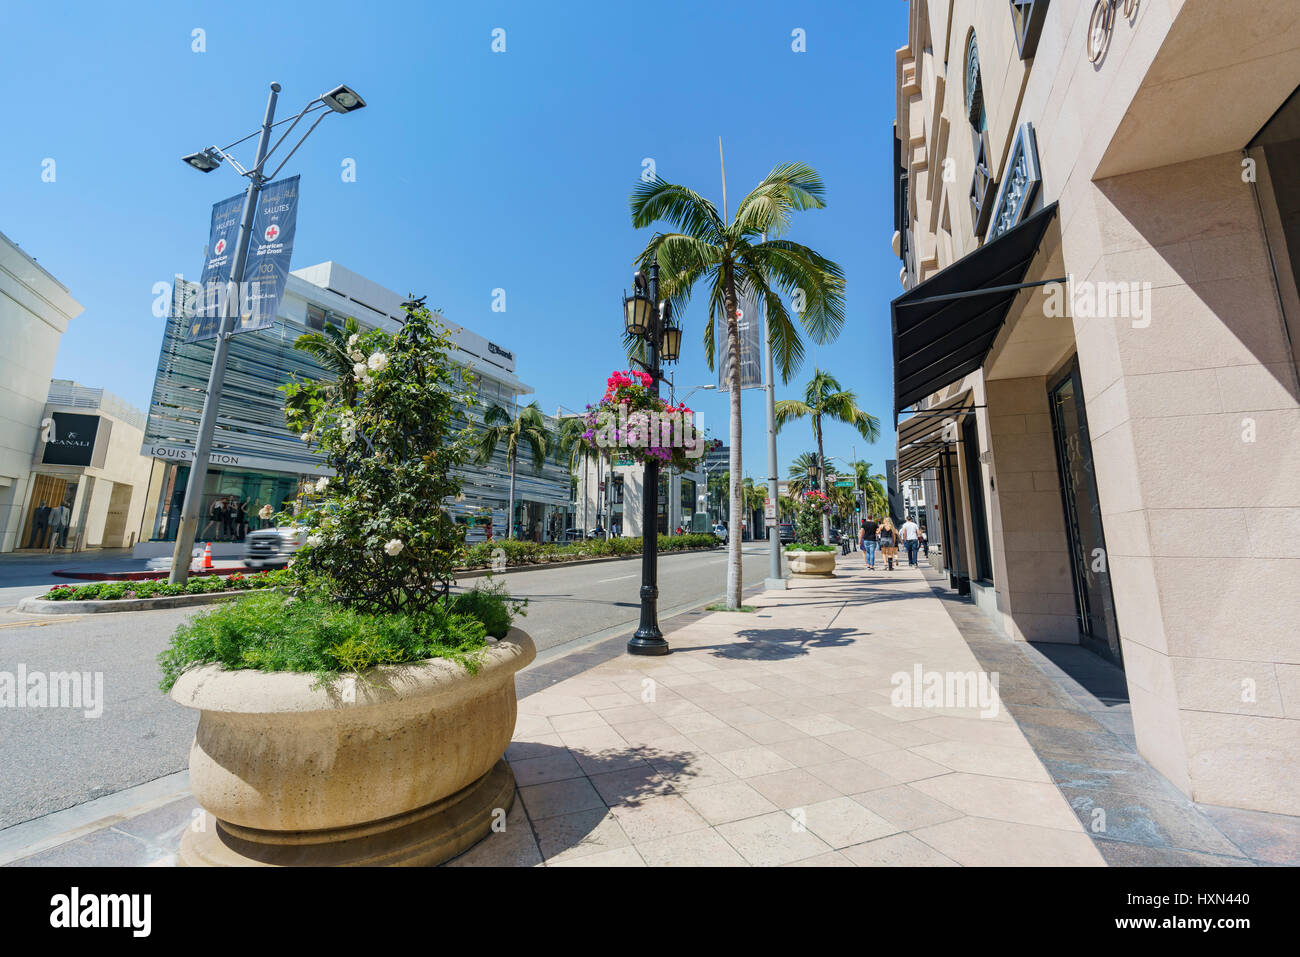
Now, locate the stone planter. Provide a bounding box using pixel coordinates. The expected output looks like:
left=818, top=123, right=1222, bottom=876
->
left=170, top=627, right=536, bottom=867
left=787, top=549, right=837, bottom=577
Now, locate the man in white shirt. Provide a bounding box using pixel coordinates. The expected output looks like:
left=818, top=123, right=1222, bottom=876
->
left=900, top=516, right=921, bottom=566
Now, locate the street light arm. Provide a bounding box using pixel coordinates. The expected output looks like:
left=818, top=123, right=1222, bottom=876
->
left=258, top=99, right=331, bottom=178
left=264, top=107, right=332, bottom=180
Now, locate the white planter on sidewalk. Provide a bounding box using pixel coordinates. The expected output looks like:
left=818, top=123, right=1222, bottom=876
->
left=169, top=627, right=536, bottom=867
left=787, top=549, right=837, bottom=577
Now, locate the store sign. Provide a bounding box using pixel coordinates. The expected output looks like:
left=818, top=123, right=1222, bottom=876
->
left=41, top=413, right=101, bottom=467
left=142, top=443, right=331, bottom=476
left=986, top=123, right=1041, bottom=241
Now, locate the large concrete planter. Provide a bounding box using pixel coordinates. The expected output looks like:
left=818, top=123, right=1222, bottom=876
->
left=787, top=549, right=837, bottom=578
left=170, top=627, right=536, bottom=867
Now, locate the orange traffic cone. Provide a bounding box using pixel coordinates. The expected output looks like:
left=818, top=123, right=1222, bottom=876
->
left=201, top=542, right=213, bottom=570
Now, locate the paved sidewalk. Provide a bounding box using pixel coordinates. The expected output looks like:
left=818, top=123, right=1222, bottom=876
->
left=6, top=557, right=1294, bottom=866
left=455, top=560, right=1103, bottom=866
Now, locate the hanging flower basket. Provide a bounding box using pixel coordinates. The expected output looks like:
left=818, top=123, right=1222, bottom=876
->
left=579, top=370, right=719, bottom=472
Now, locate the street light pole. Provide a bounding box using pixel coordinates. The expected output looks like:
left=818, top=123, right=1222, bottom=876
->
left=169, top=83, right=280, bottom=584
left=168, top=82, right=365, bottom=585
left=760, top=230, right=785, bottom=589
left=629, top=257, right=668, bottom=655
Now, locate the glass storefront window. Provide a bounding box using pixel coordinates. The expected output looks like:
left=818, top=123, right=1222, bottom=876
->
left=150, top=463, right=301, bottom=543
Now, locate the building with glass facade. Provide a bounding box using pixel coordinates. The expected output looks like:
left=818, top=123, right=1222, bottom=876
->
left=135, top=261, right=570, bottom=556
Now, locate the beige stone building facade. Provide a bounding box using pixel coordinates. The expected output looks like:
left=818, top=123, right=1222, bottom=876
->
left=892, top=0, right=1300, bottom=814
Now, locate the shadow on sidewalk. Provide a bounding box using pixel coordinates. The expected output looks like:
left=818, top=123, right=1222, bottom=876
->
left=674, top=625, right=862, bottom=662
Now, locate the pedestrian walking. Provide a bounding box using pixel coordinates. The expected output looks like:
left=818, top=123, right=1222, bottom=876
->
left=28, top=501, right=50, bottom=548
left=878, top=517, right=899, bottom=571
left=49, top=501, right=70, bottom=550
left=921, top=526, right=928, bottom=558
left=900, top=515, right=921, bottom=566
left=859, top=514, right=879, bottom=570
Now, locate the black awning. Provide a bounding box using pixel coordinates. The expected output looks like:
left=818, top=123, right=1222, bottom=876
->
left=891, top=202, right=1059, bottom=415
left=896, top=390, right=973, bottom=481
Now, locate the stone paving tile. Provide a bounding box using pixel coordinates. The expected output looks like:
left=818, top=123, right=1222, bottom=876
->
left=850, top=784, right=964, bottom=831
left=781, top=850, right=857, bottom=866
left=746, top=768, right=843, bottom=809
left=804, top=757, right=898, bottom=795
left=677, top=780, right=779, bottom=825
left=842, top=832, right=961, bottom=867
left=1198, top=804, right=1300, bottom=866
left=912, top=773, right=1082, bottom=831
left=607, top=794, right=711, bottom=844
left=711, top=746, right=797, bottom=779
left=586, top=765, right=676, bottom=807
left=798, top=797, right=899, bottom=849
left=519, top=776, right=606, bottom=821
left=1092, top=840, right=1254, bottom=867
left=715, top=811, right=834, bottom=866
left=1060, top=787, right=1248, bottom=858
left=549, top=845, right=647, bottom=867
left=634, top=828, right=750, bottom=866
left=532, top=808, right=632, bottom=864
left=509, top=749, right=584, bottom=787
left=911, top=816, right=1105, bottom=867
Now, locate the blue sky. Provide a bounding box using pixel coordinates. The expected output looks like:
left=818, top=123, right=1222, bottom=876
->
left=1, top=0, right=907, bottom=483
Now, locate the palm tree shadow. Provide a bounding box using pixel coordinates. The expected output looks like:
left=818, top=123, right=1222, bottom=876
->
left=680, top=625, right=861, bottom=661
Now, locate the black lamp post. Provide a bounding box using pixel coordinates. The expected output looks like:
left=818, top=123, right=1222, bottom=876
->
left=622, top=257, right=677, bottom=656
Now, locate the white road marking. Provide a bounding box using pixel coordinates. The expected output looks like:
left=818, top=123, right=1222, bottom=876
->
left=597, top=574, right=637, bottom=583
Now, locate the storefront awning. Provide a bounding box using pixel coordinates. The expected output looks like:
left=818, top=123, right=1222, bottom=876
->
left=896, top=389, right=973, bottom=482
left=892, top=202, right=1060, bottom=415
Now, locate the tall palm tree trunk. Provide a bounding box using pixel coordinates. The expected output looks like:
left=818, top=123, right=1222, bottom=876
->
left=724, top=271, right=743, bottom=610
left=815, top=417, right=830, bottom=544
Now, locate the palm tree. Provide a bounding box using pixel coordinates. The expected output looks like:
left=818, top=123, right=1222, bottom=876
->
left=852, top=460, right=888, bottom=518
left=473, top=401, right=552, bottom=540
left=775, top=369, right=880, bottom=542
left=786, top=451, right=821, bottom=496
left=631, top=163, right=845, bottom=609
left=291, top=315, right=364, bottom=410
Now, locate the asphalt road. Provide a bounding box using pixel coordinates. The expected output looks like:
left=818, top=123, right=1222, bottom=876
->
left=0, top=542, right=775, bottom=830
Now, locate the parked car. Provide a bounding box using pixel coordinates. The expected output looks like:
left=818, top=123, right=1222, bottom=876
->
left=712, top=522, right=728, bottom=542
left=563, top=528, right=586, bottom=542
left=243, top=525, right=307, bottom=569
left=777, top=522, right=795, bottom=544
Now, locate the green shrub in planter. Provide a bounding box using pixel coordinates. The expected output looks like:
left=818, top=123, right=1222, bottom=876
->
left=785, top=543, right=836, bottom=552
left=161, top=297, right=522, bottom=689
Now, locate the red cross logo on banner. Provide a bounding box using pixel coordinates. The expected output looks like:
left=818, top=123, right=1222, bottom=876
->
left=264, top=224, right=280, bottom=242
left=214, top=238, right=226, bottom=256
left=735, top=308, right=744, bottom=321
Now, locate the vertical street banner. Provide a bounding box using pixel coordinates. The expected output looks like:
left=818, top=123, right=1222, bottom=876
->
left=182, top=175, right=300, bottom=342
left=240, top=175, right=300, bottom=333
left=185, top=192, right=244, bottom=342
left=716, top=281, right=763, bottom=391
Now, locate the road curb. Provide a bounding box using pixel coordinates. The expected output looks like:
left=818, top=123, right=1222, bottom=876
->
left=15, top=589, right=266, bottom=616
left=455, top=545, right=722, bottom=580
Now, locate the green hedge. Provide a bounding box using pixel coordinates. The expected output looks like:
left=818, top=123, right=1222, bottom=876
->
left=43, top=569, right=291, bottom=601
left=462, top=533, right=718, bottom=569
left=784, top=543, right=837, bottom=552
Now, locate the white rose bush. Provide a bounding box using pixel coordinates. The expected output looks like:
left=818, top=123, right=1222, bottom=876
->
left=280, top=296, right=484, bottom=615
left=159, top=299, right=525, bottom=691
